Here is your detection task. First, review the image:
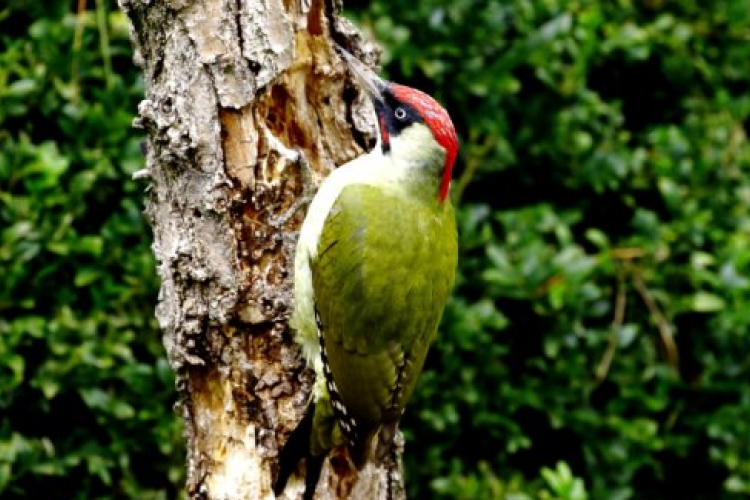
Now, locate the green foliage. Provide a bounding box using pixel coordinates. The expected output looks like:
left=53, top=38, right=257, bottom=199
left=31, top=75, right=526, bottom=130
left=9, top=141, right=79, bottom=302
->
left=428, top=460, right=588, bottom=500
left=539, top=462, right=588, bottom=500
left=349, top=0, right=750, bottom=498
left=0, top=2, right=182, bottom=498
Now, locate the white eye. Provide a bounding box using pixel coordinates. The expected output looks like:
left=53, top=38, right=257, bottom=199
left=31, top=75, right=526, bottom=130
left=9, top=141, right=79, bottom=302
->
left=394, top=107, right=407, bottom=120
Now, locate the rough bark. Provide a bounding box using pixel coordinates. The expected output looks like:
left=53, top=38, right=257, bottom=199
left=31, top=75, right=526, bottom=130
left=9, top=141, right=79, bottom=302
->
left=118, top=0, right=404, bottom=498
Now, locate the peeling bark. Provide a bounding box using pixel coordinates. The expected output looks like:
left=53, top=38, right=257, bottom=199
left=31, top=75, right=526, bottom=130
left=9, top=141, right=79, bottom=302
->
left=118, top=0, right=403, bottom=498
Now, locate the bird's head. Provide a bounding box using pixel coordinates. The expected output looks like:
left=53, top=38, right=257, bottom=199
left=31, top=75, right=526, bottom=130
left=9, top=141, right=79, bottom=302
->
left=340, top=49, right=458, bottom=203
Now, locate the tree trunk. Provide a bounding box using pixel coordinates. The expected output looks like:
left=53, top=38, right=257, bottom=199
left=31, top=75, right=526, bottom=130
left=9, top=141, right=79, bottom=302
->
left=118, top=0, right=404, bottom=498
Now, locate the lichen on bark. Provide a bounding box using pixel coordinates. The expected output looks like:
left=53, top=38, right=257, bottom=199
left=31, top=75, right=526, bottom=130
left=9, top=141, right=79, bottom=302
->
left=119, top=0, right=404, bottom=498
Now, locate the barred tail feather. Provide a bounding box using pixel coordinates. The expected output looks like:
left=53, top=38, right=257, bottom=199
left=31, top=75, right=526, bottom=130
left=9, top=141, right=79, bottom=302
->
left=274, top=404, right=325, bottom=500
left=349, top=429, right=376, bottom=470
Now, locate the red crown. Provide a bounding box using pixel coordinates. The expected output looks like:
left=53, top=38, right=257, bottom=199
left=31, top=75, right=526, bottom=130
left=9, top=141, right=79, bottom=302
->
left=391, top=84, right=458, bottom=202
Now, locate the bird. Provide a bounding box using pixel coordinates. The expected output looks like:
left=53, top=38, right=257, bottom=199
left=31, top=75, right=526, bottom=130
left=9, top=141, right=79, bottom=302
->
left=274, top=47, right=459, bottom=499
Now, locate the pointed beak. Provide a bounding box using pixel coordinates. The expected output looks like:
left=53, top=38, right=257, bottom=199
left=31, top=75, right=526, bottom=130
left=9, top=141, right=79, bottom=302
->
left=338, top=48, right=387, bottom=103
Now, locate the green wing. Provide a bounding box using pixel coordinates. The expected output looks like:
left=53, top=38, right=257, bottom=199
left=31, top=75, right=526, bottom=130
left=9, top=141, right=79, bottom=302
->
left=311, top=184, right=457, bottom=433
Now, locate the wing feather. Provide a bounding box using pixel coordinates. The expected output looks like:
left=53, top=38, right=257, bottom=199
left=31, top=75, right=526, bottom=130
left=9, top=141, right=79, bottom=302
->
left=310, top=184, right=457, bottom=431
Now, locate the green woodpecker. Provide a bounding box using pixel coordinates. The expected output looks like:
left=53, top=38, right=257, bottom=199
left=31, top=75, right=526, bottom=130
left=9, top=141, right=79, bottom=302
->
left=275, top=49, right=458, bottom=498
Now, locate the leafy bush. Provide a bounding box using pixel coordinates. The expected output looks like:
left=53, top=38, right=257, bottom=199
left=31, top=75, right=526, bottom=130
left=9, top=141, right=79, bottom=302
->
left=0, top=2, right=182, bottom=498
left=350, top=0, right=750, bottom=498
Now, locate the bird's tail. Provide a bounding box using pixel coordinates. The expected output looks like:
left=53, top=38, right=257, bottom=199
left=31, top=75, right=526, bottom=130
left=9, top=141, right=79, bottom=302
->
left=274, top=404, right=325, bottom=500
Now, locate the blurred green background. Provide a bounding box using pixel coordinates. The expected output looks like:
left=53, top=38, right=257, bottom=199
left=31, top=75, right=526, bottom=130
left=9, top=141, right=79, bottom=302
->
left=2, top=1, right=749, bottom=499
